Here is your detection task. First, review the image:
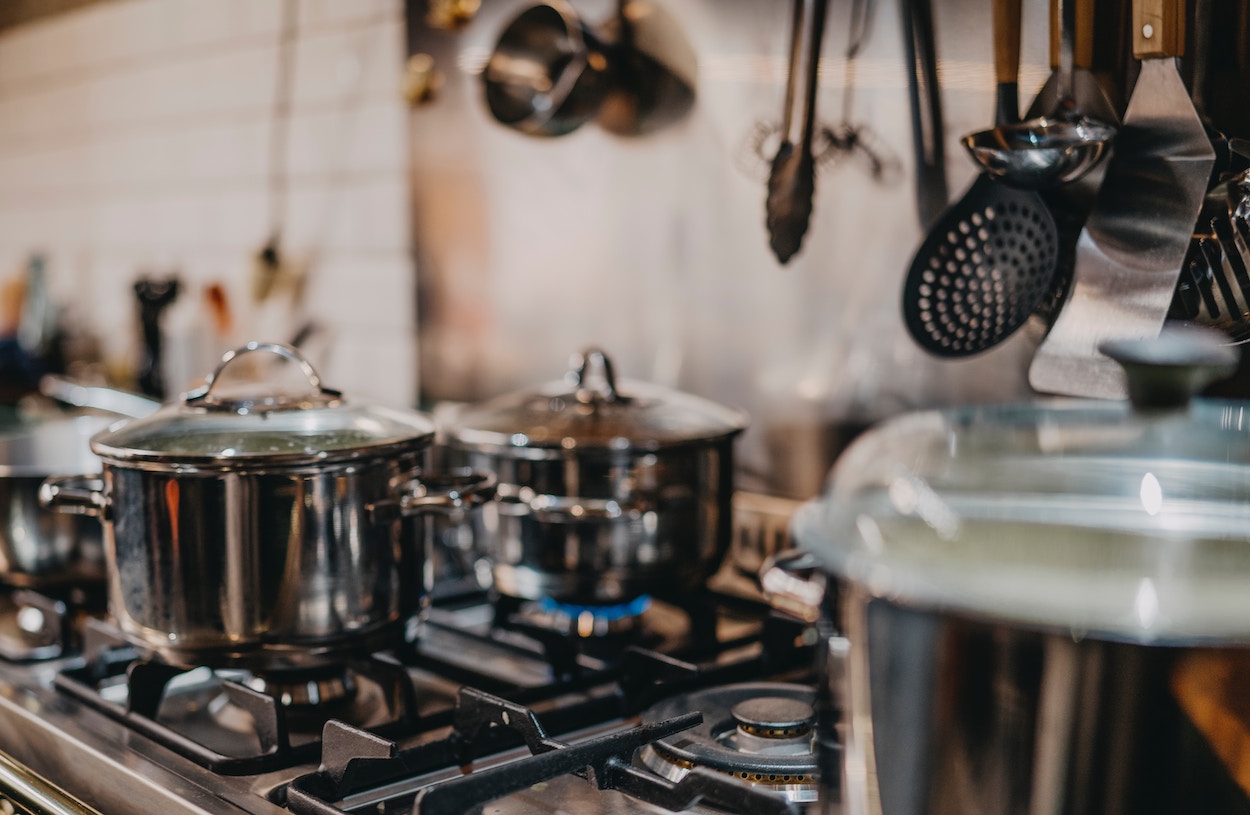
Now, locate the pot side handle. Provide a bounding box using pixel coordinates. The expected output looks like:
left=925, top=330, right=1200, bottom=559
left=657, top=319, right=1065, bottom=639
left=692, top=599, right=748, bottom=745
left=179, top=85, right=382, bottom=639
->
left=495, top=483, right=642, bottom=521
left=368, top=470, right=497, bottom=526
left=39, top=474, right=109, bottom=519
left=760, top=549, right=827, bottom=624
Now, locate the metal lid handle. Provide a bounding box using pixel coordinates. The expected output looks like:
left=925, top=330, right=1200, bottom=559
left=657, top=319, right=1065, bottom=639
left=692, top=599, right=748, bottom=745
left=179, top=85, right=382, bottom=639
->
left=566, top=347, right=623, bottom=404
left=185, top=341, right=341, bottom=410
left=1100, top=327, right=1238, bottom=410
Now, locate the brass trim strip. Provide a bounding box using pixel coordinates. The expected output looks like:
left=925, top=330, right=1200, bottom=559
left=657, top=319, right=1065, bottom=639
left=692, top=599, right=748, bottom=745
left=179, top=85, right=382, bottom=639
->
left=0, top=749, right=102, bottom=815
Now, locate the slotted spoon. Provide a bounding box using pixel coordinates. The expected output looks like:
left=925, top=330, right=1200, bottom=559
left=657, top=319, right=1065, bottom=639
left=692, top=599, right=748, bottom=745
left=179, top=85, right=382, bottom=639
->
left=902, top=0, right=1059, bottom=357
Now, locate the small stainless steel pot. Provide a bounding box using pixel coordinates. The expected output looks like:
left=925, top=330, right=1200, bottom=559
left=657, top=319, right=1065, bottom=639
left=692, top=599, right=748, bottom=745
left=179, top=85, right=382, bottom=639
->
left=0, top=382, right=160, bottom=587
left=443, top=349, right=747, bottom=604
left=767, top=330, right=1250, bottom=815
left=0, top=416, right=111, bottom=586
left=42, top=342, right=493, bottom=669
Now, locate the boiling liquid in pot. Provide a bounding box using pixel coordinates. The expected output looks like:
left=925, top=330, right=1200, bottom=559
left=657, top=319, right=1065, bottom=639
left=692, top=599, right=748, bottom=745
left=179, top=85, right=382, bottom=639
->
left=121, top=428, right=385, bottom=456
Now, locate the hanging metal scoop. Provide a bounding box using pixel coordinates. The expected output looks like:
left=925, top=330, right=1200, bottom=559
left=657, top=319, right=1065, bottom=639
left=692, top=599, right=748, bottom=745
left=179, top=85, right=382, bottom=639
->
left=961, top=0, right=1116, bottom=190
left=765, top=0, right=829, bottom=265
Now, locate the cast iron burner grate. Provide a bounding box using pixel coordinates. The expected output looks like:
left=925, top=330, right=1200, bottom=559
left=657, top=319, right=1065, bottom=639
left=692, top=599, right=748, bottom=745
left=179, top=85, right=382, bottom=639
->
left=48, top=592, right=812, bottom=780
left=0, top=584, right=106, bottom=662
left=283, top=687, right=800, bottom=815
left=53, top=619, right=424, bottom=775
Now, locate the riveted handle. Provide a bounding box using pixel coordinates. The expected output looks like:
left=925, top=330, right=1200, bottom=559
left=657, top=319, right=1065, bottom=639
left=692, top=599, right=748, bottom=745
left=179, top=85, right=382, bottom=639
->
left=184, top=341, right=341, bottom=411
left=1134, top=0, right=1185, bottom=59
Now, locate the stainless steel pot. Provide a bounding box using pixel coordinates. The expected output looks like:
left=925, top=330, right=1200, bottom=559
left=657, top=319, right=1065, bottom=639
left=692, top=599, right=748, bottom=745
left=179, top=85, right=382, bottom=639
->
left=769, top=330, right=1250, bottom=815
left=41, top=342, right=493, bottom=669
left=0, top=382, right=160, bottom=587
left=0, top=415, right=111, bottom=586
left=443, top=348, right=747, bottom=604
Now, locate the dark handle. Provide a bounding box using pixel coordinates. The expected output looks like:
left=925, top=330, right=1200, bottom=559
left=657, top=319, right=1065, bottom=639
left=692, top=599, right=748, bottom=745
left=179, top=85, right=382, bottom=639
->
left=1099, top=327, right=1238, bottom=410
left=901, top=0, right=948, bottom=228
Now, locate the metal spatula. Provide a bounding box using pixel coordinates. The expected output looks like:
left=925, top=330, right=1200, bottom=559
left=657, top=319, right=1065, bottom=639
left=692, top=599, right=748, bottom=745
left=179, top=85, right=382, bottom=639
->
left=1029, top=0, right=1216, bottom=398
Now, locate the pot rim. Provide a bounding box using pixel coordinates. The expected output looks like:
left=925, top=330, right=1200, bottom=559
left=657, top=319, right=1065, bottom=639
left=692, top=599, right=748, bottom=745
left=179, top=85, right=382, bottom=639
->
left=91, top=433, right=433, bottom=472
left=446, top=426, right=745, bottom=457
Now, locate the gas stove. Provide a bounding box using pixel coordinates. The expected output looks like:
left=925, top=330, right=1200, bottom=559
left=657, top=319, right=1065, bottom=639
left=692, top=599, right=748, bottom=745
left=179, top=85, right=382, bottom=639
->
left=0, top=557, right=819, bottom=815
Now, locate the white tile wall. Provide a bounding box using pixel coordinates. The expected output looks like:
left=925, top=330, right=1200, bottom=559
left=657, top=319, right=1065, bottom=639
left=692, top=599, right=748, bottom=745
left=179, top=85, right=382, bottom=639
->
left=0, top=0, right=416, bottom=406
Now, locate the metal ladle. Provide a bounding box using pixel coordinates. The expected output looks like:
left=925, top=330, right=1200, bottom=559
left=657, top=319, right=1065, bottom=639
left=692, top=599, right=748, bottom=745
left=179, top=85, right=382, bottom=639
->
left=961, top=0, right=1116, bottom=190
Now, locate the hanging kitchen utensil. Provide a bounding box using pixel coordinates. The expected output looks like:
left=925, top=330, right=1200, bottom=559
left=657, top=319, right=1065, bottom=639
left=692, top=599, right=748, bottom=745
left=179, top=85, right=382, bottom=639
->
left=133, top=277, right=179, bottom=399
left=963, top=0, right=1117, bottom=190
left=765, top=0, right=829, bottom=265
left=252, top=0, right=299, bottom=307
left=1024, top=0, right=1122, bottom=125
left=817, top=0, right=900, bottom=185
left=483, top=2, right=615, bottom=137
left=596, top=0, right=696, bottom=137
left=900, top=0, right=947, bottom=228
left=901, top=0, right=1060, bottom=357
left=1029, top=0, right=1217, bottom=399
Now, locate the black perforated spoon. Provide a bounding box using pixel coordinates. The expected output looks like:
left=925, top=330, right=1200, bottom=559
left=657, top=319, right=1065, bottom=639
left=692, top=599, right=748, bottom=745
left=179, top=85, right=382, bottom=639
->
left=901, top=0, right=1059, bottom=357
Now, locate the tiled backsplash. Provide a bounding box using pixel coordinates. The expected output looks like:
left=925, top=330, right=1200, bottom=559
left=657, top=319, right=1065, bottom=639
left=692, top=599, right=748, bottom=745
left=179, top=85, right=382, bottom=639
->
left=0, top=0, right=415, bottom=404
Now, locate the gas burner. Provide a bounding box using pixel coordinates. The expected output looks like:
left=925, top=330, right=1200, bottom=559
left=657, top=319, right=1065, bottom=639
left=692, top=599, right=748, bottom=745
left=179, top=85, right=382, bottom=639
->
left=638, top=682, right=818, bottom=803
left=243, top=665, right=358, bottom=710
left=527, top=595, right=653, bottom=638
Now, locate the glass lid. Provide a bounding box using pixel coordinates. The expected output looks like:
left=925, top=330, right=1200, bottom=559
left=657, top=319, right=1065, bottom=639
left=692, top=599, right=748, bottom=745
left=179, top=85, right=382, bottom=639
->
left=447, top=348, right=748, bottom=451
left=791, top=329, right=1250, bottom=644
left=92, top=342, right=434, bottom=465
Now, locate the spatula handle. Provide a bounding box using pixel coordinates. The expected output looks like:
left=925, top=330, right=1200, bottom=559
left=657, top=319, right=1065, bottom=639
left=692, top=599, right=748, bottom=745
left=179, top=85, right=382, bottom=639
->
left=1134, top=0, right=1185, bottom=59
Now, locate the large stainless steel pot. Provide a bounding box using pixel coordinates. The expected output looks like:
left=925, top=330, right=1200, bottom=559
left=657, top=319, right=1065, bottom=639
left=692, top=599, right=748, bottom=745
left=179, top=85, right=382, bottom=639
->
left=443, top=348, right=747, bottom=604
left=769, top=330, right=1250, bottom=815
left=41, top=342, right=493, bottom=669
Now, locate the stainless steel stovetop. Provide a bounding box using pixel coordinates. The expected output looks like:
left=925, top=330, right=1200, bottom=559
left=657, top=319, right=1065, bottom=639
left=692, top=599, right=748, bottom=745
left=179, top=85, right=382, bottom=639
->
left=0, top=577, right=818, bottom=815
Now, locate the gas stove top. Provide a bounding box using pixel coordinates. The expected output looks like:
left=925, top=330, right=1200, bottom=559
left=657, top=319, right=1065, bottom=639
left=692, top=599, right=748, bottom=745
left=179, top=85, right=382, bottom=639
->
left=0, top=573, right=819, bottom=815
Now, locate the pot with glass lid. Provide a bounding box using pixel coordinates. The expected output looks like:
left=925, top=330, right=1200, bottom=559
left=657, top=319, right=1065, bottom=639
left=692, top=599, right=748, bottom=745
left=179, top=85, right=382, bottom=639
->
left=40, top=342, right=494, bottom=669
left=766, top=328, right=1250, bottom=815
left=443, top=348, right=748, bottom=605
